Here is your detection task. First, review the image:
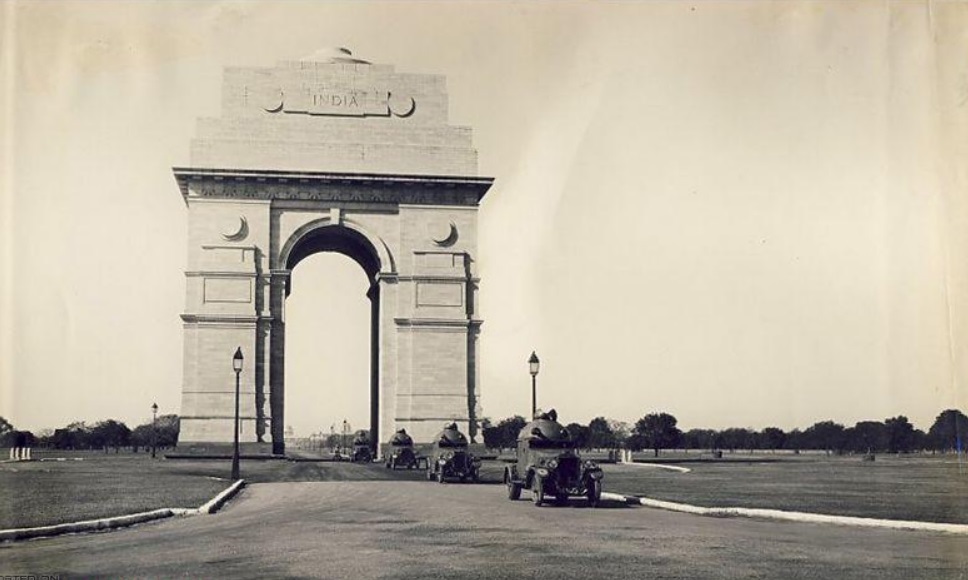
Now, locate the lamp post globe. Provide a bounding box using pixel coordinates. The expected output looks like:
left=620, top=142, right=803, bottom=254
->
left=528, top=351, right=540, bottom=418
left=231, top=347, right=244, bottom=480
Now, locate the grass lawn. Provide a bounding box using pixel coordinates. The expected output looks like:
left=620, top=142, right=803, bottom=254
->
left=6, top=448, right=966, bottom=531
left=605, top=453, right=968, bottom=524
left=0, top=450, right=228, bottom=530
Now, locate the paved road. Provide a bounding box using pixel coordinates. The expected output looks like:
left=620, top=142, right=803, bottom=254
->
left=2, top=464, right=967, bottom=579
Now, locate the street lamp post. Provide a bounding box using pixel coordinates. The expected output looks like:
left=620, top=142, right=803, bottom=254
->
left=529, top=351, right=540, bottom=419
left=232, top=347, right=244, bottom=480
left=151, top=402, right=158, bottom=459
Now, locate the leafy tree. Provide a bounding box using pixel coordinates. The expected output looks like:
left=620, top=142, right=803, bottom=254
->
left=128, top=414, right=179, bottom=452
left=784, top=428, right=804, bottom=451
left=844, top=421, right=886, bottom=453
left=682, top=429, right=717, bottom=450
left=49, top=421, right=91, bottom=449
left=911, top=428, right=928, bottom=451
left=1, top=427, right=35, bottom=448
left=130, top=424, right=152, bottom=452
left=802, top=421, right=846, bottom=453
left=717, top=428, right=754, bottom=452
left=884, top=416, right=916, bottom=453
left=482, top=424, right=501, bottom=450
left=633, top=412, right=682, bottom=457
left=565, top=422, right=590, bottom=449
left=0, top=417, right=12, bottom=439
left=587, top=417, right=615, bottom=449
left=483, top=415, right=526, bottom=450
left=0, top=417, right=16, bottom=447
left=761, top=427, right=786, bottom=452
left=155, top=414, right=180, bottom=447
left=927, top=409, right=968, bottom=453
left=608, top=420, right=632, bottom=449
left=90, top=420, right=131, bottom=453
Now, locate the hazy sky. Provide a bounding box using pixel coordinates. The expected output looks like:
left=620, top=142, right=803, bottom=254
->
left=3, top=1, right=967, bottom=436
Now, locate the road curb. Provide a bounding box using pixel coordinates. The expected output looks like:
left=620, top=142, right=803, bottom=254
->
left=0, top=509, right=175, bottom=542
left=602, top=492, right=968, bottom=534
left=199, top=479, right=246, bottom=514
left=619, top=461, right=692, bottom=473
left=0, top=479, right=247, bottom=542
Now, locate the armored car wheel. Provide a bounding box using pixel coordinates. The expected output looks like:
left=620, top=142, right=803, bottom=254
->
left=427, top=469, right=434, bottom=481
left=587, top=479, right=602, bottom=507
left=436, top=470, right=446, bottom=484
left=507, top=479, right=522, bottom=500
left=532, top=477, right=545, bottom=507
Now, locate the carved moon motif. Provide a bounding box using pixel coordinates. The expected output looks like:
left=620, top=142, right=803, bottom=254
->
left=222, top=216, right=249, bottom=241
left=262, top=88, right=284, bottom=113
left=431, top=222, right=457, bottom=246
left=388, top=92, right=416, bottom=117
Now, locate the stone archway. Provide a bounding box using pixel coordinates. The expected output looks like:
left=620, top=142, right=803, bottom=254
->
left=174, top=50, right=493, bottom=455
left=274, top=219, right=384, bottom=456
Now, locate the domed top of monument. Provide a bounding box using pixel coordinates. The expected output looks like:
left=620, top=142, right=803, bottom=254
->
left=300, top=47, right=371, bottom=65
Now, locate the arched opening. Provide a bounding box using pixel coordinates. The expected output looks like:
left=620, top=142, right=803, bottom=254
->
left=285, top=253, right=370, bottom=453
left=273, top=223, right=383, bottom=456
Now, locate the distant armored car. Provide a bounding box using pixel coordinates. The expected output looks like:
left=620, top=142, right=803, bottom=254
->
left=384, top=428, right=421, bottom=470
left=426, top=423, right=481, bottom=483
left=352, top=433, right=373, bottom=463
left=504, top=410, right=604, bottom=507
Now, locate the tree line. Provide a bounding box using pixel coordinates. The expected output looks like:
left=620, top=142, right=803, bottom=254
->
left=4, top=407, right=966, bottom=456
left=481, top=409, right=968, bottom=456
left=0, top=415, right=180, bottom=453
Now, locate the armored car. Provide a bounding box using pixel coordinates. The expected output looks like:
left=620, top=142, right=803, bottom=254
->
left=504, top=410, right=604, bottom=507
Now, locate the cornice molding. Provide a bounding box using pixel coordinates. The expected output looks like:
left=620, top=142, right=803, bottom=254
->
left=173, top=167, right=493, bottom=206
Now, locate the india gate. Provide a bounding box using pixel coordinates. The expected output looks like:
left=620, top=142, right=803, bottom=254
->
left=174, top=49, right=492, bottom=455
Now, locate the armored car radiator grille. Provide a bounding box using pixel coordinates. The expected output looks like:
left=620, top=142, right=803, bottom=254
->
left=557, top=456, right=581, bottom=483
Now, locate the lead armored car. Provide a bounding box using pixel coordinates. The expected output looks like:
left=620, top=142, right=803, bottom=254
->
left=504, top=410, right=604, bottom=507
left=384, top=428, right=421, bottom=470
left=426, top=423, right=481, bottom=483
